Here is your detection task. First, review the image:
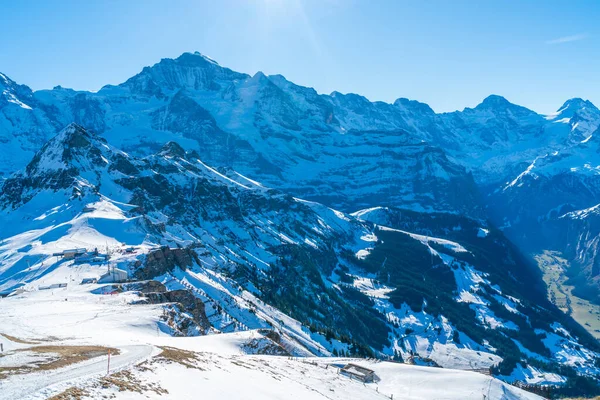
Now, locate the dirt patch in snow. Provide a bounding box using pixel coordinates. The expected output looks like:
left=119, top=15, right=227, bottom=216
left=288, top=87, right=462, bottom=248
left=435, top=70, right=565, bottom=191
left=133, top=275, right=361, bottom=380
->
left=155, top=346, right=206, bottom=370
left=0, top=345, right=118, bottom=379
left=25, top=345, right=118, bottom=370
left=46, top=368, right=168, bottom=399
left=0, top=333, right=41, bottom=344
left=98, top=369, right=168, bottom=395
left=47, top=386, right=90, bottom=400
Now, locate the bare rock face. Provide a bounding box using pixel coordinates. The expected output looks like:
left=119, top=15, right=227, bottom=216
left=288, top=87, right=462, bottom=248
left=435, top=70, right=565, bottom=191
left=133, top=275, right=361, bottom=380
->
left=134, top=246, right=195, bottom=280
left=163, top=289, right=210, bottom=332
left=134, top=285, right=211, bottom=335
left=241, top=330, right=290, bottom=356
left=161, top=303, right=204, bottom=337
left=258, top=329, right=282, bottom=343
left=125, top=248, right=209, bottom=335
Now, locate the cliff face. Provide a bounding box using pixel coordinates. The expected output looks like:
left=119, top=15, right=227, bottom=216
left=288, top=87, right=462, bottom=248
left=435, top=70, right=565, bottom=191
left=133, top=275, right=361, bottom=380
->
left=143, top=289, right=211, bottom=336
left=134, top=247, right=196, bottom=280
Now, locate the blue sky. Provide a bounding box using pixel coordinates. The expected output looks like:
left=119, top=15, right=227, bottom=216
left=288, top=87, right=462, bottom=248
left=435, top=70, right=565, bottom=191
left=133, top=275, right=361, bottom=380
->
left=0, top=0, right=598, bottom=114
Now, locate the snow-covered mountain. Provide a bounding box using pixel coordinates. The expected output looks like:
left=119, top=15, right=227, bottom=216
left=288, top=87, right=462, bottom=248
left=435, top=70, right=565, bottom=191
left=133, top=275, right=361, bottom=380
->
left=2, top=52, right=600, bottom=396
left=0, top=72, right=58, bottom=174
left=3, top=52, right=600, bottom=216
left=3, top=52, right=599, bottom=215
left=1, top=124, right=599, bottom=398
left=0, top=53, right=486, bottom=215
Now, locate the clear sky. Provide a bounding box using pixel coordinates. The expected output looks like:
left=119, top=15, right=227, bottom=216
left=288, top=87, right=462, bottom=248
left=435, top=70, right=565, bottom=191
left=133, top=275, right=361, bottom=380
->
left=1, top=0, right=598, bottom=114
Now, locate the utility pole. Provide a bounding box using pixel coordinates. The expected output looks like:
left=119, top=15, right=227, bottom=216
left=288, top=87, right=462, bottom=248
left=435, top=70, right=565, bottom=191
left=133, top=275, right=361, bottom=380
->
left=107, top=349, right=111, bottom=375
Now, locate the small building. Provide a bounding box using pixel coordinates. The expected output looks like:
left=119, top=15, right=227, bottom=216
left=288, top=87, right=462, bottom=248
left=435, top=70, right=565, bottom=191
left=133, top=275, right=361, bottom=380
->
left=98, top=268, right=128, bottom=284
left=340, top=363, right=376, bottom=383
left=73, top=254, right=109, bottom=265
left=52, top=248, right=87, bottom=260
left=81, top=277, right=98, bottom=284
left=39, top=283, right=68, bottom=290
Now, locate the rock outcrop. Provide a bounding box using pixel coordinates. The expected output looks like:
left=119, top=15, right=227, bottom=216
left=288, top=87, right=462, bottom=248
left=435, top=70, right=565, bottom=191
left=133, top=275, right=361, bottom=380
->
left=129, top=282, right=211, bottom=336
left=134, top=246, right=196, bottom=280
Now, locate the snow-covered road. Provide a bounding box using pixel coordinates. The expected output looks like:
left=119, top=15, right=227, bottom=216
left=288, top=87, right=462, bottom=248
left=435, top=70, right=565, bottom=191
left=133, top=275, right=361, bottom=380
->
left=0, top=344, right=154, bottom=400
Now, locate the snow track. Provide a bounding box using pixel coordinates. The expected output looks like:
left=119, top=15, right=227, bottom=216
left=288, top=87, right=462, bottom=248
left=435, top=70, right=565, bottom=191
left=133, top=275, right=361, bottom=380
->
left=0, top=344, right=154, bottom=400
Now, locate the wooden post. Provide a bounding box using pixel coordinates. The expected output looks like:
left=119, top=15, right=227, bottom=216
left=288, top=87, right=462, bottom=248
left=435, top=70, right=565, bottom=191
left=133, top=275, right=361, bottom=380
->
left=107, top=349, right=111, bottom=375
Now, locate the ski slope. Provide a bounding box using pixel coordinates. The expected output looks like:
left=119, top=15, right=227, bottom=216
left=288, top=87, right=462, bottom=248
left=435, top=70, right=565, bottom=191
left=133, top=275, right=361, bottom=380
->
left=0, top=270, right=542, bottom=400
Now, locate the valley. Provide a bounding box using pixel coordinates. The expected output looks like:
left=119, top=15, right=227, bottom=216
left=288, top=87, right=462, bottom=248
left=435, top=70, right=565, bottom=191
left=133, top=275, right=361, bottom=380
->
left=537, top=251, right=600, bottom=340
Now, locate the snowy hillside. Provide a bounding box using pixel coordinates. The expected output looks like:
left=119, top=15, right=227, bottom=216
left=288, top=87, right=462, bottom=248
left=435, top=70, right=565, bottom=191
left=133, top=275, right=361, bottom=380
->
left=0, top=124, right=599, bottom=397
left=0, top=281, right=542, bottom=400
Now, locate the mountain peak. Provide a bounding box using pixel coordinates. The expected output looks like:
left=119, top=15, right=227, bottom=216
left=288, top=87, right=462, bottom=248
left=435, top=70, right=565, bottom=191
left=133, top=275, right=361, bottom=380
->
left=56, top=122, right=95, bottom=146
left=159, top=141, right=186, bottom=158
left=471, top=94, right=538, bottom=118
left=547, top=98, right=600, bottom=129
left=191, top=51, right=219, bottom=65
left=329, top=91, right=371, bottom=106
left=478, top=94, right=511, bottom=107
left=0, top=72, right=27, bottom=92
left=25, top=123, right=108, bottom=177
left=557, top=98, right=598, bottom=114
left=120, top=52, right=248, bottom=94
left=393, top=97, right=435, bottom=115
left=0, top=71, right=10, bottom=86
left=253, top=71, right=267, bottom=80
left=63, top=121, right=90, bottom=132
left=0, top=72, right=34, bottom=110
left=175, top=51, right=221, bottom=67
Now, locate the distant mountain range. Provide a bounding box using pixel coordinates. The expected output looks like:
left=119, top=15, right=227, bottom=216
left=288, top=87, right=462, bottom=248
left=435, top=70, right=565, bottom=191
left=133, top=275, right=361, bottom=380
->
left=1, top=52, right=600, bottom=395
